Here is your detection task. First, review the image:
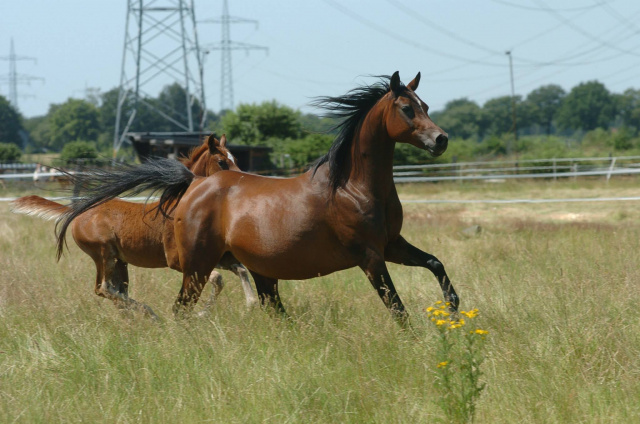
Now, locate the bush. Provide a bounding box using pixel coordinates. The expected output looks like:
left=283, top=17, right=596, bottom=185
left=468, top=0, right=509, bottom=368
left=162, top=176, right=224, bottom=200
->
left=59, top=140, right=99, bottom=164
left=0, top=142, right=22, bottom=162
left=612, top=127, right=635, bottom=151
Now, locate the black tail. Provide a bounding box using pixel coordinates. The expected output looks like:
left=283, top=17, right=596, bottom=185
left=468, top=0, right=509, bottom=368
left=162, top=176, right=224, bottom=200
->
left=55, top=157, right=195, bottom=260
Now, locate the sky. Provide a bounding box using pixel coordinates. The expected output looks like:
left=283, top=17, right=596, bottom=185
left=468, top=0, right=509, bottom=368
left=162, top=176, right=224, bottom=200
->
left=1, top=0, right=639, bottom=119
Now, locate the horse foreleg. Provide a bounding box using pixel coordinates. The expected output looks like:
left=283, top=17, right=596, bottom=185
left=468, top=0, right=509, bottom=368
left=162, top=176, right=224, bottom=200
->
left=360, top=252, right=409, bottom=327
left=249, top=271, right=287, bottom=317
left=385, top=235, right=459, bottom=312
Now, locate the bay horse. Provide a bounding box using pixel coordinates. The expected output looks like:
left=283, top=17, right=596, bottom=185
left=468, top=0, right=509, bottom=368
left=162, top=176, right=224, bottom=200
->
left=65, top=72, right=459, bottom=326
left=11, top=135, right=258, bottom=317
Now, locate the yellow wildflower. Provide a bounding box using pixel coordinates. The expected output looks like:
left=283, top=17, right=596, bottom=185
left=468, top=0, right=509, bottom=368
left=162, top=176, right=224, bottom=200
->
left=426, top=306, right=435, bottom=313
left=474, top=329, right=489, bottom=335
left=436, top=319, right=447, bottom=326
left=437, top=361, right=449, bottom=368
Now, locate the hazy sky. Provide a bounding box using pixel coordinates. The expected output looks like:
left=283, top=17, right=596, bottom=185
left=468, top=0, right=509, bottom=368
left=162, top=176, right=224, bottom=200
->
left=1, top=0, right=639, bottom=119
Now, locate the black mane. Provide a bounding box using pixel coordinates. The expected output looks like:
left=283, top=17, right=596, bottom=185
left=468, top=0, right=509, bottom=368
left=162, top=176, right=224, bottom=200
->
left=311, top=76, right=404, bottom=191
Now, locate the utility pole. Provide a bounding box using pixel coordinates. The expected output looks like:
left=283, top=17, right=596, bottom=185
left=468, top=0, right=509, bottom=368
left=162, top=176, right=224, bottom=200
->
left=506, top=50, right=518, bottom=142
left=201, top=0, right=268, bottom=112
left=113, top=0, right=207, bottom=157
left=0, top=39, right=44, bottom=111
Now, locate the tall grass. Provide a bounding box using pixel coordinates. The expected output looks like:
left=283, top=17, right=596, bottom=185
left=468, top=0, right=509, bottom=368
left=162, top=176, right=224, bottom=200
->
left=1, top=180, right=640, bottom=422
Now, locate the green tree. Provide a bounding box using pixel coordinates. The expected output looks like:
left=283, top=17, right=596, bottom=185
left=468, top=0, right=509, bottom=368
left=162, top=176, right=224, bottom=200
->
left=0, top=95, right=24, bottom=147
left=49, top=99, right=101, bottom=150
left=525, top=84, right=565, bottom=135
left=435, top=98, right=485, bottom=139
left=616, top=88, right=640, bottom=130
left=483, top=95, right=520, bottom=136
left=281, top=133, right=334, bottom=167
left=556, top=81, right=614, bottom=131
left=0, top=142, right=22, bottom=161
left=222, top=101, right=302, bottom=145
left=59, top=140, right=99, bottom=163
left=23, top=115, right=50, bottom=151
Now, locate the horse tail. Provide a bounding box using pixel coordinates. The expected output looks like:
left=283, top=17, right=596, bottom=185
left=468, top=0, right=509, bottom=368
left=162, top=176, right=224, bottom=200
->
left=10, top=195, right=70, bottom=221
left=54, top=158, right=195, bottom=261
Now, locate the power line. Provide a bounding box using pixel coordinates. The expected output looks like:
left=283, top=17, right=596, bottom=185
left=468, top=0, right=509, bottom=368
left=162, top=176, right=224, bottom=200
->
left=320, top=0, right=506, bottom=68
left=385, top=0, right=501, bottom=55
left=533, top=0, right=640, bottom=58
left=489, top=0, right=609, bottom=13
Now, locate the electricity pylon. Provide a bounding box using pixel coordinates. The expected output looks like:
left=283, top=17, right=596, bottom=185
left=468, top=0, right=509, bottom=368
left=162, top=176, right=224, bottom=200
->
left=0, top=39, right=43, bottom=111
left=201, top=0, right=268, bottom=112
left=113, top=0, right=207, bottom=156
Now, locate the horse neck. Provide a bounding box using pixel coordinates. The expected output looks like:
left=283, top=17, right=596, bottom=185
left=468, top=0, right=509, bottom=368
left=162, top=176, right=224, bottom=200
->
left=190, top=155, right=210, bottom=176
left=347, top=106, right=396, bottom=198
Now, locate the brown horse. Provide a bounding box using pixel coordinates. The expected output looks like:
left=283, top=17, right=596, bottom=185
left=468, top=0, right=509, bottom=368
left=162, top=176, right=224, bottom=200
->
left=11, top=135, right=258, bottom=317
left=71, top=72, right=459, bottom=326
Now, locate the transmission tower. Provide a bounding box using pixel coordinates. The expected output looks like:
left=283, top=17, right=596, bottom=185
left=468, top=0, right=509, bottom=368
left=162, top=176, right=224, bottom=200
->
left=0, top=39, right=43, bottom=111
left=113, top=0, right=207, bottom=155
left=201, top=0, right=268, bottom=112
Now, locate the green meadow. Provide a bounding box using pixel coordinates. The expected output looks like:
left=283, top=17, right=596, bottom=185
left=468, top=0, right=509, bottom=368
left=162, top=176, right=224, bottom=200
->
left=1, top=178, right=639, bottom=423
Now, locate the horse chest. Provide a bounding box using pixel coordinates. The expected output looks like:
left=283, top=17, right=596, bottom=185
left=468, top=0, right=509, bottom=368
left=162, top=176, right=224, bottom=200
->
left=332, top=194, right=403, bottom=248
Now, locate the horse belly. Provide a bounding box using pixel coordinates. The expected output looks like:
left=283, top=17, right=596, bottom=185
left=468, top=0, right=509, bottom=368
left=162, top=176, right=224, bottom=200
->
left=116, top=224, right=167, bottom=268
left=228, top=220, right=357, bottom=280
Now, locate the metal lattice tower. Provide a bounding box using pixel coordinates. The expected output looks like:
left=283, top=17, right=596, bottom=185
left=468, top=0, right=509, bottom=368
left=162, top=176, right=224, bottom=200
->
left=0, top=39, right=43, bottom=111
left=201, top=0, right=268, bottom=112
left=113, top=0, right=206, bottom=155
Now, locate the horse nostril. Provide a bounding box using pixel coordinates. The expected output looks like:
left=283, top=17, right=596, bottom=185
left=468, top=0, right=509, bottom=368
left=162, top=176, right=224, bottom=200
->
left=435, top=134, right=448, bottom=146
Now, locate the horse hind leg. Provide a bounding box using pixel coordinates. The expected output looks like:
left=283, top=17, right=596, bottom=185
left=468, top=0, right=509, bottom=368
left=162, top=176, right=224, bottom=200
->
left=95, top=256, right=159, bottom=320
left=232, top=264, right=259, bottom=307
left=197, top=271, right=224, bottom=316
left=216, top=253, right=258, bottom=307
left=249, top=271, right=287, bottom=318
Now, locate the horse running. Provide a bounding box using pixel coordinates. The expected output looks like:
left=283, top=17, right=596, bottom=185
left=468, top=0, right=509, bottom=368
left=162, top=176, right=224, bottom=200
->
left=72, top=72, right=459, bottom=326
left=11, top=135, right=258, bottom=317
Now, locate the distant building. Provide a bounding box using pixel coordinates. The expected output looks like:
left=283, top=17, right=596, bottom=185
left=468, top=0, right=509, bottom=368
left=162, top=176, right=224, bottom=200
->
left=127, top=132, right=272, bottom=172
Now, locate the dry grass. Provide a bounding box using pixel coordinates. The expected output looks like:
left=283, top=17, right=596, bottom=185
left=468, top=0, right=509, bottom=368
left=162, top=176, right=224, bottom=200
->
left=1, top=179, right=640, bottom=422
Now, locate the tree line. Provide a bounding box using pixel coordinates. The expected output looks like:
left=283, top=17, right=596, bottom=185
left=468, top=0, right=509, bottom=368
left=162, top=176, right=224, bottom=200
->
left=1, top=79, right=639, bottom=167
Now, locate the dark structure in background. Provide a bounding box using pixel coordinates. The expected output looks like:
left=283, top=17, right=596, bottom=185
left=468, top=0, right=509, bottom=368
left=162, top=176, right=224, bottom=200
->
left=127, top=132, right=272, bottom=172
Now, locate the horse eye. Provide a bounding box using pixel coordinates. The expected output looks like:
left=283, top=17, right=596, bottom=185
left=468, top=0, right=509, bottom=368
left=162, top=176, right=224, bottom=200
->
left=218, top=160, right=229, bottom=170
left=401, top=105, right=415, bottom=119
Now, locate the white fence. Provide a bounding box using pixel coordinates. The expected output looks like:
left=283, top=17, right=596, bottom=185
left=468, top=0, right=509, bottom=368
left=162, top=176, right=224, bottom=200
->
left=392, top=156, right=640, bottom=183
left=4, top=156, right=640, bottom=183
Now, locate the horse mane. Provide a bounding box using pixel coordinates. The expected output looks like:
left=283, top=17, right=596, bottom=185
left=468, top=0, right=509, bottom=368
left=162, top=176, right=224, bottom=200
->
left=179, top=141, right=210, bottom=170
left=311, top=75, right=405, bottom=192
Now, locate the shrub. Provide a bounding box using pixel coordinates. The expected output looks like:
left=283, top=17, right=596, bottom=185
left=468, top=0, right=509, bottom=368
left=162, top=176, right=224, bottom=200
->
left=0, top=142, right=22, bottom=162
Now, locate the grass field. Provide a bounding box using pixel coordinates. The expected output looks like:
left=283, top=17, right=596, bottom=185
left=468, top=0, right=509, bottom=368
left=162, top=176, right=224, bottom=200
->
left=1, top=178, right=640, bottom=423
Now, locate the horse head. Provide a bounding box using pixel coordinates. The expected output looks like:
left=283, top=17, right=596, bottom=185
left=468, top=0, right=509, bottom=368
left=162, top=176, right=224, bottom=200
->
left=186, top=134, right=241, bottom=176
left=383, top=71, right=448, bottom=157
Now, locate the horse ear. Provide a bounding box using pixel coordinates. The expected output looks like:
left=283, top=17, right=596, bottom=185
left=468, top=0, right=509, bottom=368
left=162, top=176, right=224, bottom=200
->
left=407, top=72, right=420, bottom=91
left=207, top=135, right=218, bottom=153
left=220, top=134, right=227, bottom=147
left=390, top=71, right=401, bottom=94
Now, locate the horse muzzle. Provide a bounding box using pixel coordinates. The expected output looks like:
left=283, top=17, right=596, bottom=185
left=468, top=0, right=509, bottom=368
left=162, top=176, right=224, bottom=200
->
left=420, top=132, right=448, bottom=156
